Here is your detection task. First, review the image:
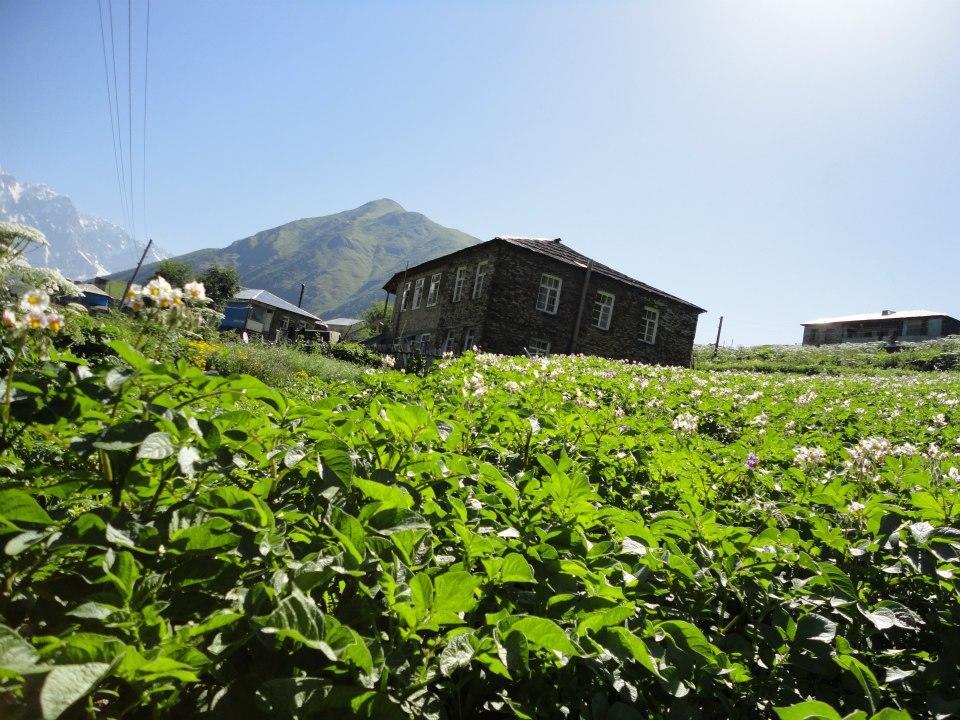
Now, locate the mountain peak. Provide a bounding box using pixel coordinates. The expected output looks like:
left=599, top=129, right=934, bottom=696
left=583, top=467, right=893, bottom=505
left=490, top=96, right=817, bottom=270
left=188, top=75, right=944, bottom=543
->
left=354, top=198, right=405, bottom=216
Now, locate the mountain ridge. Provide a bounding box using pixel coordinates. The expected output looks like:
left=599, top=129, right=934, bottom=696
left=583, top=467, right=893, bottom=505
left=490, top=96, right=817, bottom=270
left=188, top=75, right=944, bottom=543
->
left=109, top=198, right=479, bottom=319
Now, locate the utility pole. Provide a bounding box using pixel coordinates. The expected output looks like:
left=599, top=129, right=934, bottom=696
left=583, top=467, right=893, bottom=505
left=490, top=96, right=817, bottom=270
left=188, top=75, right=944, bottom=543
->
left=120, top=238, right=153, bottom=308
left=297, top=283, right=306, bottom=308
left=712, top=315, right=724, bottom=356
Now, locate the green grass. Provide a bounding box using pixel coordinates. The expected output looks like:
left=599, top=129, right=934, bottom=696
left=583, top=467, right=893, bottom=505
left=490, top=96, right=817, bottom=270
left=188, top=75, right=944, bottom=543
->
left=209, top=339, right=368, bottom=385
left=694, top=336, right=960, bottom=374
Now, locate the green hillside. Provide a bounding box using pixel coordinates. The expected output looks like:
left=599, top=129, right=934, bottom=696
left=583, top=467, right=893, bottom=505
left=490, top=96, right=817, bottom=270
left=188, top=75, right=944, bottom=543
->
left=110, top=199, right=478, bottom=318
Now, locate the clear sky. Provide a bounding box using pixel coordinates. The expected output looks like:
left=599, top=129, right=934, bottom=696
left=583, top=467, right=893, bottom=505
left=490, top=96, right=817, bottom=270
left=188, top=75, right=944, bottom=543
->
left=2, top=1, right=959, bottom=344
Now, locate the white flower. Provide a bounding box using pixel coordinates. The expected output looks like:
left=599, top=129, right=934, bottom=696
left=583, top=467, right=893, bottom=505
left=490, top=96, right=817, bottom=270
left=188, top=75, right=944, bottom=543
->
left=23, top=309, right=47, bottom=330
left=46, top=312, right=64, bottom=333
left=847, top=501, right=866, bottom=515
left=19, top=289, right=49, bottom=312
left=797, top=390, right=817, bottom=406
left=144, top=276, right=172, bottom=299
left=672, top=412, right=699, bottom=434
left=793, top=446, right=826, bottom=467
left=381, top=354, right=396, bottom=368
left=1, top=309, right=18, bottom=329
left=948, top=467, right=960, bottom=482
left=125, top=283, right=142, bottom=300
left=183, top=281, right=207, bottom=301
left=503, top=380, right=521, bottom=393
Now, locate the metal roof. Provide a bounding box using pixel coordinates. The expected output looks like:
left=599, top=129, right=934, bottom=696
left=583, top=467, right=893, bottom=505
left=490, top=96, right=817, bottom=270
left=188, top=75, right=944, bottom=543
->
left=801, top=309, right=956, bottom=326
left=74, top=283, right=112, bottom=297
left=383, top=237, right=705, bottom=312
left=232, top=288, right=323, bottom=322
left=325, top=317, right=363, bottom=326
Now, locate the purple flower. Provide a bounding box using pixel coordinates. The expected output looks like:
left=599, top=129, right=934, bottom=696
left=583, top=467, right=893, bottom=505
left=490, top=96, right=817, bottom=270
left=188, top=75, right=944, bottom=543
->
left=745, top=452, right=760, bottom=470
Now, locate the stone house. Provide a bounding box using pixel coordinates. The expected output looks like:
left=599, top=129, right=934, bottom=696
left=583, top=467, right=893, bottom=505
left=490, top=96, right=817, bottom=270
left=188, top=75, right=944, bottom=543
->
left=801, top=310, right=960, bottom=345
left=381, top=237, right=705, bottom=366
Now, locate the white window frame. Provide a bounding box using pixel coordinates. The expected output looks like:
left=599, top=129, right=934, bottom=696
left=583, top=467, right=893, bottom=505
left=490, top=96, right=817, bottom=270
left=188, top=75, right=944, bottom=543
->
left=400, top=282, right=411, bottom=311
left=412, top=277, right=424, bottom=309
left=426, top=273, right=442, bottom=306
left=536, top=273, right=562, bottom=314
left=443, top=329, right=457, bottom=354
left=592, top=291, right=615, bottom=330
left=472, top=261, right=489, bottom=299
left=418, top=333, right=431, bottom=353
left=641, top=307, right=659, bottom=344
left=528, top=338, right=551, bottom=357
left=462, top=327, right=477, bottom=351
left=452, top=266, right=467, bottom=302
left=280, top=316, right=291, bottom=331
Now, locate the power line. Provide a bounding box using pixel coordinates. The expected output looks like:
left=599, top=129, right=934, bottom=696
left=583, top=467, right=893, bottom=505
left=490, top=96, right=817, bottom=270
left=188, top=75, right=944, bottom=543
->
left=127, top=0, right=137, bottom=244
left=142, top=0, right=150, bottom=246
left=96, top=0, right=130, bottom=238
left=107, top=0, right=132, bottom=238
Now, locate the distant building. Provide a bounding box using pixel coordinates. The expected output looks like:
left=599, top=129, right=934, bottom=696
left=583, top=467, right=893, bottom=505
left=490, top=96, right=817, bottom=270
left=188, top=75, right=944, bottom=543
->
left=381, top=236, right=705, bottom=366
left=221, top=288, right=326, bottom=340
left=63, top=283, right=113, bottom=312
left=801, top=310, right=960, bottom=346
left=325, top=318, right=364, bottom=336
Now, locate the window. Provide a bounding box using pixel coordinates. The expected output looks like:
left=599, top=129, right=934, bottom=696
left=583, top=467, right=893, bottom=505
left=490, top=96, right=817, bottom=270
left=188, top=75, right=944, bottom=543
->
left=905, top=319, right=928, bottom=336
left=452, top=266, right=467, bottom=302
left=412, top=278, right=424, bottom=309
left=400, top=282, right=411, bottom=311
left=280, top=316, right=291, bottom=331
left=592, top=291, right=615, bottom=330
left=249, top=306, right=265, bottom=324
left=536, top=274, right=562, bottom=314
left=528, top=338, right=551, bottom=357
left=472, top=261, right=489, bottom=299
left=418, top=333, right=431, bottom=353
left=641, top=307, right=659, bottom=344
left=463, top=327, right=477, bottom=351
left=443, top=329, right=457, bottom=354
left=427, top=273, right=442, bottom=306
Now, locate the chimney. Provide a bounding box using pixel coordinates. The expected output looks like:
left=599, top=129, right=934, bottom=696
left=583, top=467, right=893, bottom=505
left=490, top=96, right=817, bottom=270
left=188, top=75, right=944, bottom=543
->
left=553, top=238, right=562, bottom=243
left=880, top=309, right=895, bottom=316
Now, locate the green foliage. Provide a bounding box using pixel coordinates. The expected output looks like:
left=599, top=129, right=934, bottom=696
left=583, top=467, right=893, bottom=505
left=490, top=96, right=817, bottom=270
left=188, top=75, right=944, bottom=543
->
left=209, top=339, right=366, bottom=385
left=360, top=302, right=392, bottom=339
left=696, top=337, right=960, bottom=374
left=324, top=342, right=382, bottom=367
left=1, top=331, right=958, bottom=718
left=151, top=259, right=194, bottom=289
left=198, top=266, right=241, bottom=310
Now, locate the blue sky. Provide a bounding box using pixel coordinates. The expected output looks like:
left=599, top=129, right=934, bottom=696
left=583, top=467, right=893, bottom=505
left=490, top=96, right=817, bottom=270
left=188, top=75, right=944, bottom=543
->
left=2, top=1, right=959, bottom=344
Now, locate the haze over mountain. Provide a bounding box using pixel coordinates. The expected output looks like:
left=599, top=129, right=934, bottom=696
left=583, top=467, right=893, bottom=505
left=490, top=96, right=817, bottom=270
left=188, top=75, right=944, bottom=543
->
left=0, top=167, right=166, bottom=278
left=113, top=199, right=479, bottom=319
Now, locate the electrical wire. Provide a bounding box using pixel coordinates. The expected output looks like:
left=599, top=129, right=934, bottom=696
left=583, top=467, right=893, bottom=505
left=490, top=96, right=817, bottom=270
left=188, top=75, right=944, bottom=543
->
left=141, top=0, right=150, bottom=246
left=96, top=0, right=130, bottom=237
left=127, top=0, right=137, bottom=244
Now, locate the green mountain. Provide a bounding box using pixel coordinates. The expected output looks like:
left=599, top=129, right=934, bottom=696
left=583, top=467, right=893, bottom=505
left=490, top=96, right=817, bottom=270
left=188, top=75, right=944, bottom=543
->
left=111, top=199, right=478, bottom=319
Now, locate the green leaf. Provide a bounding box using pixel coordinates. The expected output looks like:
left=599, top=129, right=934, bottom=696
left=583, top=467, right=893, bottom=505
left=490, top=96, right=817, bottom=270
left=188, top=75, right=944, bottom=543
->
left=505, top=616, right=577, bottom=656
left=774, top=700, right=843, bottom=720
left=796, top=613, right=837, bottom=644
left=598, top=626, right=661, bottom=678
left=39, top=662, right=111, bottom=720
left=0, top=489, right=53, bottom=528
left=657, top=620, right=720, bottom=665
left=835, top=655, right=880, bottom=713
left=433, top=571, right=482, bottom=617
left=353, top=478, right=413, bottom=510
left=0, top=624, right=42, bottom=675
left=255, top=589, right=332, bottom=658
left=137, top=432, right=174, bottom=460
left=483, top=553, right=536, bottom=584
left=439, top=632, right=474, bottom=677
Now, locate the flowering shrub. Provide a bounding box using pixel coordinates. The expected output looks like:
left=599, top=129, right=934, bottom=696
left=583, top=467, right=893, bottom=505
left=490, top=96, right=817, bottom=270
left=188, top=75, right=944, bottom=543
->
left=0, top=303, right=958, bottom=717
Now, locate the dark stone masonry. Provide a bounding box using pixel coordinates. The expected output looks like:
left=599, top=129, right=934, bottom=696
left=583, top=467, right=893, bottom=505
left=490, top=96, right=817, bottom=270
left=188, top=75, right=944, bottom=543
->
left=382, top=237, right=705, bottom=367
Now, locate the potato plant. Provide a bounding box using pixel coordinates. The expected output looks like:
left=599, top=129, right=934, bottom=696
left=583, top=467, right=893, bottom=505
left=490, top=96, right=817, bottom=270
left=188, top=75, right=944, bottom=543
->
left=1, top=337, right=958, bottom=719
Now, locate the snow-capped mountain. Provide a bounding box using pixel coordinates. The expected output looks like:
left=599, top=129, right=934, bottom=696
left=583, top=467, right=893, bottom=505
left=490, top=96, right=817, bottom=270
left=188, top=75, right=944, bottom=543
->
left=0, top=167, right=166, bottom=279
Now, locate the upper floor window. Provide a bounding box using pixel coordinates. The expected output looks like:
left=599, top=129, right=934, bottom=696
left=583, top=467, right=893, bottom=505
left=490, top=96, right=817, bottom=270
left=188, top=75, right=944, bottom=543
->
left=472, top=261, right=489, bottom=299
left=400, top=282, right=411, bottom=311
left=592, top=291, right=615, bottom=330
left=452, top=266, right=467, bottom=302
left=427, top=273, right=442, bottom=306
left=412, top=277, right=424, bottom=309
left=641, top=307, right=659, bottom=344
left=528, top=338, right=551, bottom=357
left=536, top=274, right=562, bottom=314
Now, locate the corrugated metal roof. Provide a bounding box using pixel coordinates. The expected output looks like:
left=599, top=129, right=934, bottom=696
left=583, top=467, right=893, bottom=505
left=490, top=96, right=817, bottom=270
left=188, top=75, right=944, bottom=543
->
left=383, top=237, right=705, bottom=312
left=801, top=309, right=955, bottom=326
left=232, top=288, right=322, bottom=321
left=325, top=317, right=363, bottom=326
left=75, top=283, right=112, bottom=297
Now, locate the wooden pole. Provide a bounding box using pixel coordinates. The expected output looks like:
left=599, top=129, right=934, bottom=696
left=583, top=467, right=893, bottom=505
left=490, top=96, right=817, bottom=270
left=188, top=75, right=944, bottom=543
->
left=297, top=283, right=306, bottom=308
left=712, top=315, right=724, bottom=356
left=120, top=238, right=153, bottom=309
left=569, top=261, right=594, bottom=354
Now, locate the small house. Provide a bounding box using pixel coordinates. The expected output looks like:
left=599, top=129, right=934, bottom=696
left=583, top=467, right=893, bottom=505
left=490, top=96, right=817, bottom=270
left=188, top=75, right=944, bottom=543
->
left=801, top=310, right=960, bottom=345
left=380, top=236, right=705, bottom=366
left=64, top=283, right=113, bottom=312
left=221, top=288, right=327, bottom=341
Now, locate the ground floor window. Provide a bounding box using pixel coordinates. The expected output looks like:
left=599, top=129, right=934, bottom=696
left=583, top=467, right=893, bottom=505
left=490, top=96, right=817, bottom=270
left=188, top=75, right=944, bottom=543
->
left=418, top=333, right=432, bottom=353
left=443, top=329, right=457, bottom=354
left=527, top=338, right=551, bottom=357
left=641, top=307, right=659, bottom=344
left=463, top=327, right=477, bottom=351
